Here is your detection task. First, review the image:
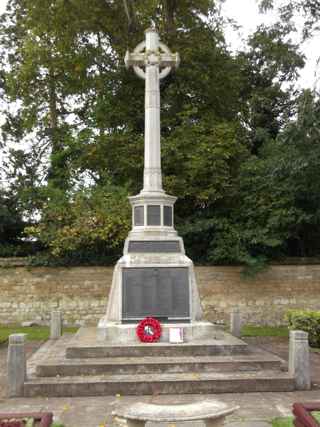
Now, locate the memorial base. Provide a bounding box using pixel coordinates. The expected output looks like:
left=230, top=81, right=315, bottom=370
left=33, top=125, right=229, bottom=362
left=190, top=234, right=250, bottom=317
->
left=23, top=327, right=295, bottom=397
left=97, top=319, right=222, bottom=344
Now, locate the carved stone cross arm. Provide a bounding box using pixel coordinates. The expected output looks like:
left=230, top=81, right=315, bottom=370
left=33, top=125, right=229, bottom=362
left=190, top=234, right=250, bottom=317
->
left=124, top=29, right=180, bottom=80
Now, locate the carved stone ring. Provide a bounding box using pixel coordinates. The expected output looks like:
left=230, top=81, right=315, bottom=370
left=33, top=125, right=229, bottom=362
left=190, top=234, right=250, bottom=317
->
left=125, top=37, right=180, bottom=80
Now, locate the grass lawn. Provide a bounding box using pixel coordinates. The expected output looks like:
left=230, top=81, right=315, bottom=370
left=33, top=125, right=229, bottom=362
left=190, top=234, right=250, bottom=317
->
left=0, top=325, right=79, bottom=344
left=272, top=417, right=293, bottom=427
left=272, top=412, right=320, bottom=426
left=241, top=325, right=289, bottom=338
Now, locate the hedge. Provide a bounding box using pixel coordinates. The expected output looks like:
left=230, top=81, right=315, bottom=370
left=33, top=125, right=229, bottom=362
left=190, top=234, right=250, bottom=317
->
left=286, top=309, right=320, bottom=348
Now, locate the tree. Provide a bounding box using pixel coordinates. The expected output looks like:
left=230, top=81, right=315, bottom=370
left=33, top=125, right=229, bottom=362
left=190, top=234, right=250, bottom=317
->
left=0, top=186, right=26, bottom=256
left=203, top=89, right=320, bottom=270
left=26, top=184, right=131, bottom=265
left=238, top=23, right=305, bottom=153
left=260, top=0, right=320, bottom=39
left=0, top=0, right=318, bottom=268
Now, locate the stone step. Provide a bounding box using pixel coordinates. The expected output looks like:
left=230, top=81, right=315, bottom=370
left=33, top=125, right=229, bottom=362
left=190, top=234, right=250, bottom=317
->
left=66, top=327, right=249, bottom=358
left=66, top=341, right=248, bottom=359
left=24, top=370, right=295, bottom=397
left=36, top=353, right=283, bottom=377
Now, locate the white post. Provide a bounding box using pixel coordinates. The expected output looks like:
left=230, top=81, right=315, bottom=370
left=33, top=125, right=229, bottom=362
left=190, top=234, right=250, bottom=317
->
left=7, top=333, right=26, bottom=397
left=230, top=307, right=241, bottom=338
left=50, top=310, right=62, bottom=339
left=289, top=330, right=311, bottom=390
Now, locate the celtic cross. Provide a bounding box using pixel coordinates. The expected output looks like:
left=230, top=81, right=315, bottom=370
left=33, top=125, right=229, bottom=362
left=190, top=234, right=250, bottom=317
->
left=125, top=28, right=180, bottom=193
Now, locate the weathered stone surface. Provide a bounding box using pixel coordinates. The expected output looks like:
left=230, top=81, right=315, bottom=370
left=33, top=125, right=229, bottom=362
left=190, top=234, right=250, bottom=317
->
left=23, top=370, right=295, bottom=397
left=21, top=321, right=40, bottom=327
left=36, top=353, right=282, bottom=377
left=68, top=327, right=248, bottom=358
left=22, top=328, right=296, bottom=397
left=289, top=330, right=311, bottom=390
left=113, top=400, right=238, bottom=426
left=230, top=308, right=241, bottom=338
left=7, top=333, right=26, bottom=397
left=97, top=320, right=222, bottom=344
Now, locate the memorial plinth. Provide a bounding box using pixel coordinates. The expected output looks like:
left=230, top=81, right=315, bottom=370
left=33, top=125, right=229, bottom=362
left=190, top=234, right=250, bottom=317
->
left=97, top=28, right=215, bottom=343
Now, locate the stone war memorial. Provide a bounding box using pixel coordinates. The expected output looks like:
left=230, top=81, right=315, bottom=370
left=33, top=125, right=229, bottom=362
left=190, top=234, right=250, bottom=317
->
left=14, top=28, right=309, bottom=398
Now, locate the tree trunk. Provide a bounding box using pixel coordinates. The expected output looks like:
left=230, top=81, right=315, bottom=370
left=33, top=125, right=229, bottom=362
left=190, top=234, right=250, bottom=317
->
left=47, top=64, right=69, bottom=190
left=162, top=0, right=177, bottom=34
left=122, top=0, right=137, bottom=34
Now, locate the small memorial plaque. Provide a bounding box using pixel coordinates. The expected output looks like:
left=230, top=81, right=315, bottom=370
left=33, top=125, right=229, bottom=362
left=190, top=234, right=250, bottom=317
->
left=169, top=327, right=184, bottom=343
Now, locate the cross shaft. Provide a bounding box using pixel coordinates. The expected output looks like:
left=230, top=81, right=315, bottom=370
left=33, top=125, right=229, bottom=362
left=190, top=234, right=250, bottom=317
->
left=125, top=28, right=179, bottom=193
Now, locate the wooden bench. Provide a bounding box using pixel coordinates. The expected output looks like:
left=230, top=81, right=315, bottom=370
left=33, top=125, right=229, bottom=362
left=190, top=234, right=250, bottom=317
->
left=293, top=403, right=320, bottom=427
left=113, top=400, right=239, bottom=426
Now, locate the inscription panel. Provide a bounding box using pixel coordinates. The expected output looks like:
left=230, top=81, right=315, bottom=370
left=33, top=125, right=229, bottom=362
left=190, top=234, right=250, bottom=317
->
left=128, top=241, right=180, bottom=253
left=122, top=267, right=190, bottom=320
left=163, top=206, right=173, bottom=226
left=147, top=205, right=161, bottom=226
left=134, top=206, right=144, bottom=226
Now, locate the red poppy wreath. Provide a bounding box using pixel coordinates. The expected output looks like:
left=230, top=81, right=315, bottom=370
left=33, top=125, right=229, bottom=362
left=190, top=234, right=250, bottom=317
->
left=136, top=317, right=162, bottom=343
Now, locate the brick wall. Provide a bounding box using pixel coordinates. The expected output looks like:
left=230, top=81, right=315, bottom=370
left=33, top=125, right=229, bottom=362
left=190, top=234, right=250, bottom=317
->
left=0, top=262, right=319, bottom=325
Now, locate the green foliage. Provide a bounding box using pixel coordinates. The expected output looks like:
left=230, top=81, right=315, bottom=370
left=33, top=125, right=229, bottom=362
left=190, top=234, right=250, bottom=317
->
left=259, top=0, right=320, bottom=39
left=0, top=325, right=79, bottom=344
left=286, top=309, right=320, bottom=347
left=272, top=413, right=320, bottom=427
left=0, top=187, right=35, bottom=257
left=0, top=243, right=37, bottom=257
left=239, top=22, right=304, bottom=153
left=189, top=90, right=320, bottom=268
left=0, top=0, right=318, bottom=270
left=25, top=184, right=131, bottom=265
left=272, top=417, right=293, bottom=427
left=0, top=188, right=24, bottom=243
